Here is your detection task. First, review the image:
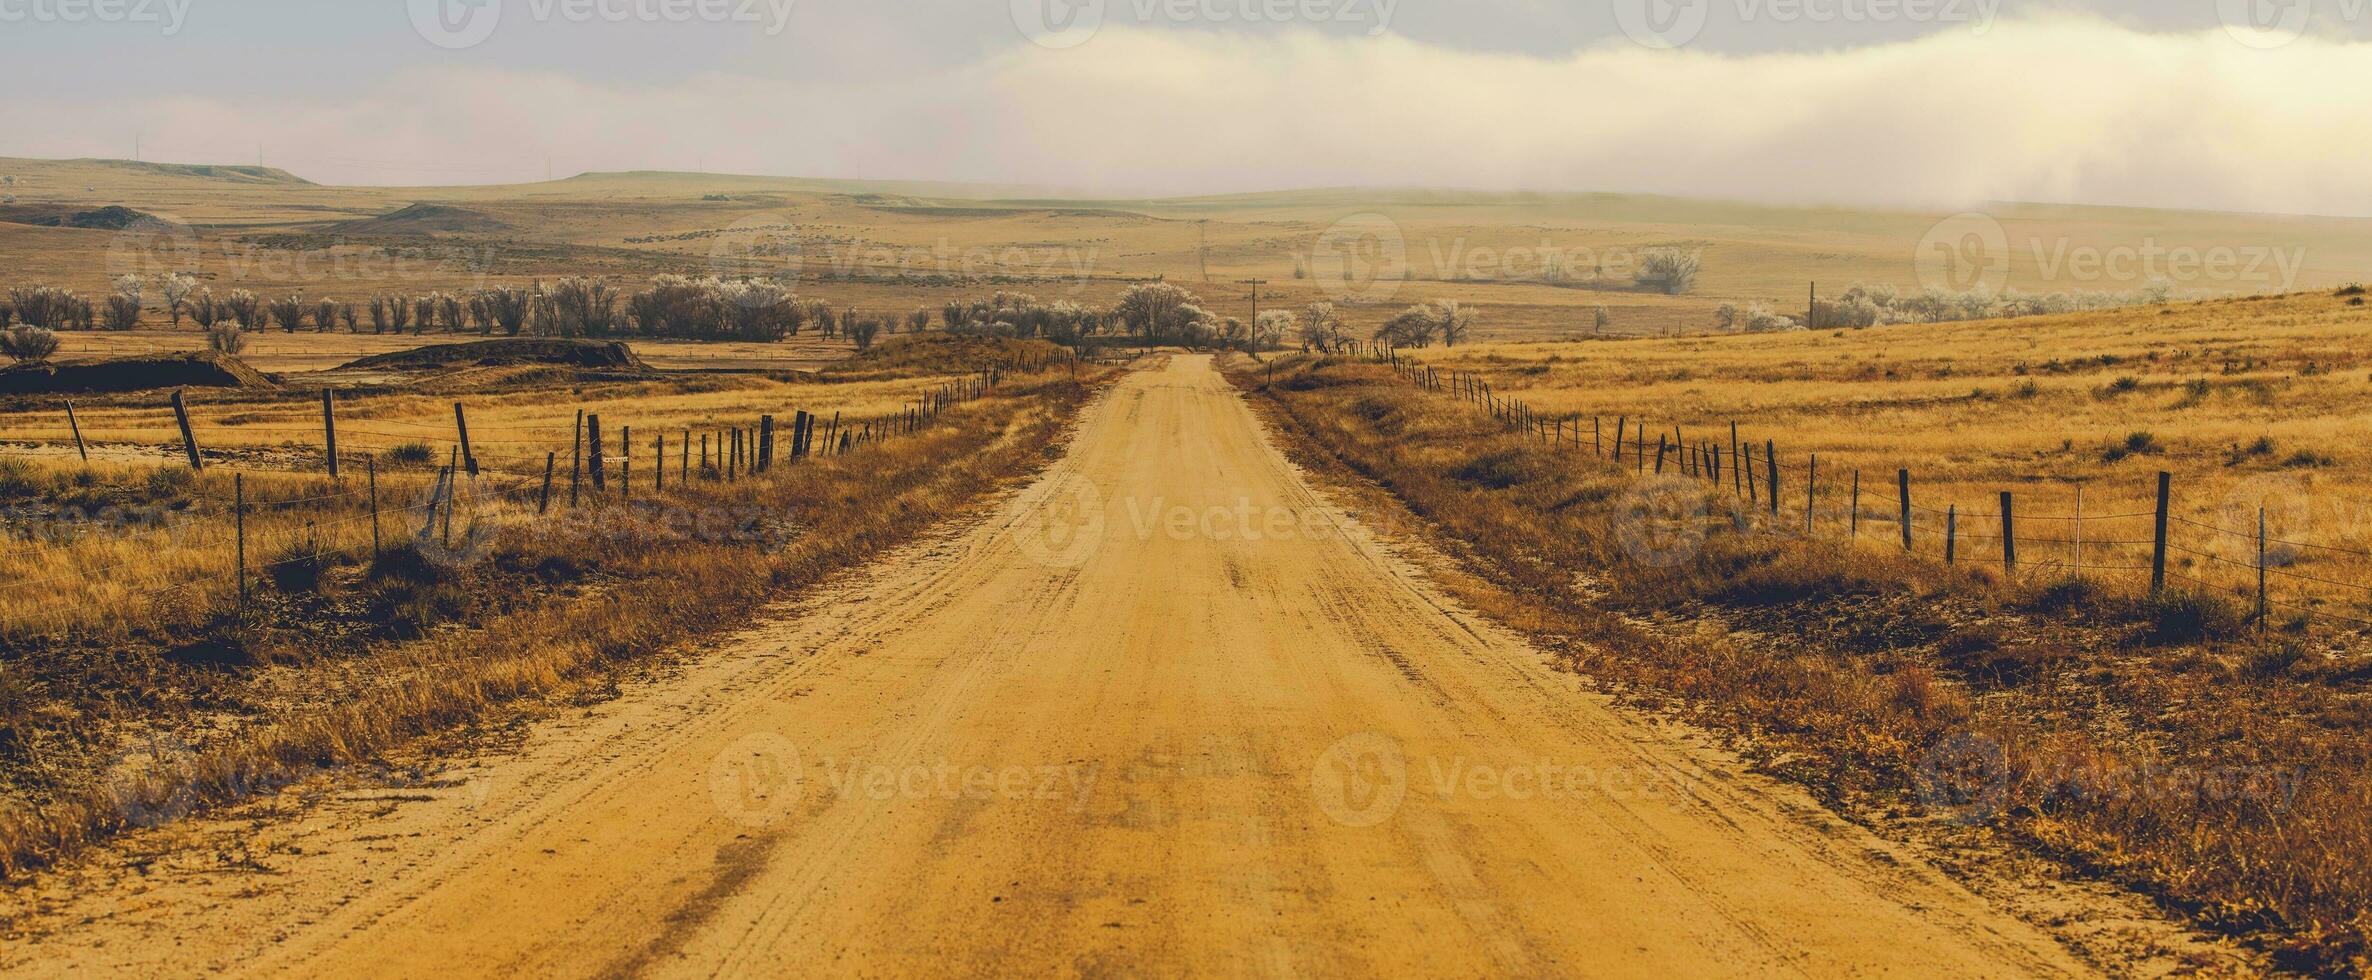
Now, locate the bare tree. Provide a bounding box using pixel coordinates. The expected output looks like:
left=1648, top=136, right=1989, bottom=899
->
left=1635, top=247, right=1701, bottom=296
left=1113, top=281, right=1204, bottom=344
left=338, top=302, right=359, bottom=333
left=224, top=289, right=262, bottom=331
left=387, top=294, right=413, bottom=334
left=159, top=273, right=197, bottom=327
left=907, top=307, right=933, bottom=334
left=368, top=296, right=392, bottom=334
left=848, top=316, right=882, bottom=351
left=1433, top=299, right=1474, bottom=347
left=189, top=289, right=221, bottom=330
left=1374, top=305, right=1441, bottom=348
left=268, top=294, right=307, bottom=333
left=0, top=325, right=60, bottom=363
left=205, top=321, right=246, bottom=355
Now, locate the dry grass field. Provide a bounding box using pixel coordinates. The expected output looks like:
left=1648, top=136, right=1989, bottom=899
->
left=1409, top=288, right=2372, bottom=630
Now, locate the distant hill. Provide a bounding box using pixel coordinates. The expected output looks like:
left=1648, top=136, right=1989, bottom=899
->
left=330, top=203, right=512, bottom=236
left=0, top=158, right=313, bottom=187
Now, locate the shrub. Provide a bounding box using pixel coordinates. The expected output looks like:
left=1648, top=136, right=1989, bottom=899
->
left=0, top=325, right=60, bottom=363
left=848, top=317, right=882, bottom=351
left=1448, top=449, right=1540, bottom=490
left=224, top=289, right=262, bottom=331
left=2103, top=431, right=2163, bottom=462
left=1635, top=248, right=1701, bottom=295
left=266, top=534, right=341, bottom=595
left=384, top=443, right=436, bottom=465
left=205, top=322, right=247, bottom=355
left=267, top=294, right=307, bottom=333
left=2134, top=589, right=2246, bottom=646
left=103, top=292, right=141, bottom=331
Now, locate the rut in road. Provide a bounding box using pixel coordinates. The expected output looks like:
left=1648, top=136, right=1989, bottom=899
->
left=9, top=353, right=2091, bottom=978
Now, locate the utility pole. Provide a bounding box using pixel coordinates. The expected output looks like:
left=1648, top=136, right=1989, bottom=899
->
left=1199, top=220, right=1211, bottom=282
left=1808, top=281, right=1817, bottom=331
left=1237, top=279, right=1270, bottom=354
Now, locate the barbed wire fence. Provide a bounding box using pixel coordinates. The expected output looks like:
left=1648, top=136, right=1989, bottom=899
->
left=1363, top=346, right=2366, bottom=636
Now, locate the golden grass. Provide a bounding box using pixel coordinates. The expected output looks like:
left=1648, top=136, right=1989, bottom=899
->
left=1412, top=290, right=2372, bottom=631
left=1239, top=352, right=2371, bottom=973
left=0, top=359, right=1111, bottom=877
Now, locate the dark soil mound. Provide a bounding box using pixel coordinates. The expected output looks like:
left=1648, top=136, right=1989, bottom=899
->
left=0, top=204, right=178, bottom=231
left=331, top=203, right=511, bottom=236
left=825, top=334, right=1068, bottom=378
left=0, top=351, right=275, bottom=395
left=339, top=338, right=648, bottom=372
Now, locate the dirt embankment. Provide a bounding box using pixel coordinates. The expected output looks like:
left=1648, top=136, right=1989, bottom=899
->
left=0, top=351, right=274, bottom=396
left=338, top=338, right=648, bottom=373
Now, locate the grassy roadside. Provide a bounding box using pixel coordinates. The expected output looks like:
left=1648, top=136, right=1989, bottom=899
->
left=1231, top=353, right=2369, bottom=975
left=0, top=358, right=1117, bottom=879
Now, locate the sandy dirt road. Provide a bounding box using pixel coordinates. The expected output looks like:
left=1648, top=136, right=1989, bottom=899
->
left=6, top=354, right=2091, bottom=977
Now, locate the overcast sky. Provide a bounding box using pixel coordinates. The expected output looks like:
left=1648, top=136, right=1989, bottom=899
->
left=2, top=0, right=2368, bottom=214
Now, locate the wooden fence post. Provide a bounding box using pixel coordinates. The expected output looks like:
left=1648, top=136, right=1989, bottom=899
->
left=1945, top=505, right=1958, bottom=564
left=587, top=413, right=606, bottom=491
left=2257, top=507, right=2269, bottom=631
left=539, top=452, right=556, bottom=515
left=758, top=415, right=775, bottom=472
left=2000, top=491, right=2017, bottom=572
left=1898, top=469, right=1913, bottom=551
left=1744, top=444, right=1758, bottom=504
left=454, top=402, right=478, bottom=477
left=322, top=389, right=339, bottom=478
left=1653, top=435, right=1668, bottom=475
left=1765, top=440, right=1779, bottom=517
left=654, top=435, right=665, bottom=491
left=1612, top=417, right=1626, bottom=462
left=2151, top=471, right=2172, bottom=594
left=64, top=400, right=88, bottom=463
left=171, top=389, right=202, bottom=470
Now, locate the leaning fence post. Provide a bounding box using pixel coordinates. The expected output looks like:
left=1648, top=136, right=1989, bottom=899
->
left=1945, top=505, right=1958, bottom=564
left=1897, top=469, right=1913, bottom=551
left=539, top=452, right=556, bottom=515
left=2151, top=471, right=2172, bottom=594
left=454, top=401, right=478, bottom=477
left=318, top=389, right=340, bottom=478
left=64, top=399, right=88, bottom=463
left=1654, top=435, right=1668, bottom=474
left=171, top=389, right=202, bottom=470
left=2000, top=491, right=2017, bottom=572
left=1612, top=417, right=1626, bottom=463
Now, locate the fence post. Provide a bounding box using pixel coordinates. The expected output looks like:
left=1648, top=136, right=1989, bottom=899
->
left=1744, top=444, right=1758, bottom=504
left=2000, top=491, right=2017, bottom=573
left=171, top=389, right=202, bottom=470
left=321, top=389, right=339, bottom=479
left=654, top=435, right=664, bottom=491
left=64, top=399, right=89, bottom=463
left=1766, top=440, right=1780, bottom=517
left=1945, top=505, right=1958, bottom=564
left=539, top=452, right=556, bottom=515
left=1654, top=435, right=1668, bottom=475
left=1612, top=417, right=1625, bottom=462
left=2151, top=471, right=2171, bottom=594
left=1897, top=469, right=1913, bottom=551
left=759, top=415, right=776, bottom=472
left=234, top=473, right=247, bottom=615
left=454, top=401, right=478, bottom=477
left=587, top=413, right=606, bottom=491
left=681, top=428, right=690, bottom=478
left=367, top=457, right=381, bottom=556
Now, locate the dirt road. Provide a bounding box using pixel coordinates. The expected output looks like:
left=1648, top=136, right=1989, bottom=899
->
left=6, top=354, right=2091, bottom=977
